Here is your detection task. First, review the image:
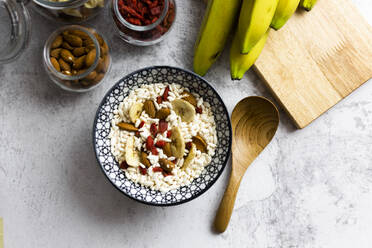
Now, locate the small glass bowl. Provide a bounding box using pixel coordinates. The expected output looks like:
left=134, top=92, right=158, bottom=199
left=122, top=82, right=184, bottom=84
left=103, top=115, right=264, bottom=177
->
left=43, top=25, right=111, bottom=92
left=111, top=0, right=176, bottom=46
left=31, top=0, right=107, bottom=23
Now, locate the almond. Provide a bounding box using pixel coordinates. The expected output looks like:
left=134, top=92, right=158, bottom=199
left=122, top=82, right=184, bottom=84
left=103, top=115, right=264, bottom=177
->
left=159, top=158, right=174, bottom=173
left=163, top=142, right=172, bottom=157
left=192, top=135, right=208, bottom=153
left=140, top=152, right=151, bottom=168
left=63, top=34, right=83, bottom=47
left=155, top=108, right=171, bottom=120
left=117, top=122, right=138, bottom=132
left=144, top=100, right=156, bottom=118
left=51, top=35, right=63, bottom=49
left=50, top=48, right=62, bottom=59
left=182, top=92, right=197, bottom=107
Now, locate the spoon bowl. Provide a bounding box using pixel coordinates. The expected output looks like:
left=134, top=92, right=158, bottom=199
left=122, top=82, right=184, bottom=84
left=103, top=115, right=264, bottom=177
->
left=214, top=96, right=279, bottom=233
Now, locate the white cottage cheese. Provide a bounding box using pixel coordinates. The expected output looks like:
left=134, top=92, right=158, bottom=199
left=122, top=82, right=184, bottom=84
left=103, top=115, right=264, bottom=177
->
left=109, top=83, right=217, bottom=192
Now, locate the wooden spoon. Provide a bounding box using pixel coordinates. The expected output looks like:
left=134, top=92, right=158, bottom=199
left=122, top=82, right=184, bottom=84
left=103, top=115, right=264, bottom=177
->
left=214, top=96, right=279, bottom=233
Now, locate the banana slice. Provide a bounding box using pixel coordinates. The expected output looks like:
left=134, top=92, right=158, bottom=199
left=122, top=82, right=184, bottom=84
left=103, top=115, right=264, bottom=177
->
left=182, top=143, right=196, bottom=170
left=170, top=127, right=185, bottom=158
left=125, top=136, right=140, bottom=167
left=171, top=99, right=196, bottom=123
left=129, top=102, right=143, bottom=123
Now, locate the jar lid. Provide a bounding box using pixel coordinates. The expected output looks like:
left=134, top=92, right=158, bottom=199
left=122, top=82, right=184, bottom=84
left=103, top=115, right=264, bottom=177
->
left=0, top=0, right=31, bottom=64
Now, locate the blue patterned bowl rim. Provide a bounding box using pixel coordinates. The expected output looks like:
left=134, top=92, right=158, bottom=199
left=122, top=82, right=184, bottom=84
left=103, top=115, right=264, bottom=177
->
left=93, top=65, right=232, bottom=206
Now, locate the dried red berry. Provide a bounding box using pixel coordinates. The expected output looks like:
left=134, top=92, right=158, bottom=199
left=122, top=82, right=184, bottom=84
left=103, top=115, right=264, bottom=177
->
left=158, top=120, right=168, bottom=133
left=152, top=167, right=163, bottom=173
left=162, top=86, right=170, bottom=101
left=166, top=130, right=172, bottom=138
left=150, top=123, right=158, bottom=136
left=135, top=131, right=140, bottom=137
left=128, top=17, right=141, bottom=25
left=150, top=6, right=161, bottom=15
left=138, top=121, right=145, bottom=129
left=163, top=171, right=173, bottom=177
left=156, top=96, right=162, bottom=104
left=155, top=140, right=166, bottom=148
left=151, top=147, right=159, bottom=155
left=146, top=136, right=154, bottom=150
left=186, top=142, right=193, bottom=150
left=123, top=5, right=143, bottom=19
left=196, top=107, right=203, bottom=114
left=139, top=167, right=147, bottom=175
left=120, top=161, right=129, bottom=170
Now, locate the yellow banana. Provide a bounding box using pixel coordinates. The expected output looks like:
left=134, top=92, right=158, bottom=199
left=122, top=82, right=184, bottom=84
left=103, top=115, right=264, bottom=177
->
left=193, top=0, right=242, bottom=76
left=299, top=0, right=317, bottom=11
left=270, top=0, right=300, bottom=30
left=237, top=0, right=278, bottom=54
left=230, top=30, right=269, bottom=80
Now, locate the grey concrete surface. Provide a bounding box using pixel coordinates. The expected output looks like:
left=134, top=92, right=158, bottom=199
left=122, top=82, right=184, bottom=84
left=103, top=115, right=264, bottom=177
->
left=1, top=0, right=372, bottom=247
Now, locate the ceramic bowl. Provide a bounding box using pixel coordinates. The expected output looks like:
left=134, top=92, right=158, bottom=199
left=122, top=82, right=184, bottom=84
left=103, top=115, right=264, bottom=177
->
left=93, top=66, right=232, bottom=206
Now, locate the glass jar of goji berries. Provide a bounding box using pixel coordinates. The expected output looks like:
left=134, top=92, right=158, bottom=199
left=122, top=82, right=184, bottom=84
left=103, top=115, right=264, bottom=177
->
left=111, top=0, right=176, bottom=46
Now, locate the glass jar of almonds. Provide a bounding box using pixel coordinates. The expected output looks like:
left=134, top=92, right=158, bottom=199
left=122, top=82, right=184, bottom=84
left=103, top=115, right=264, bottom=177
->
left=43, top=25, right=111, bottom=92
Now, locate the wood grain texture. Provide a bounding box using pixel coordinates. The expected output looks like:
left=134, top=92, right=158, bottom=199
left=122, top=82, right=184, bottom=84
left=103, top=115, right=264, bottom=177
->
left=254, top=0, right=372, bottom=128
left=214, top=97, right=279, bottom=233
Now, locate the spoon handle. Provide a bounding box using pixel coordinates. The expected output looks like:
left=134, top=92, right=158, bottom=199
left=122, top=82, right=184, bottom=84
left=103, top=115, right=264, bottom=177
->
left=214, top=166, right=243, bottom=233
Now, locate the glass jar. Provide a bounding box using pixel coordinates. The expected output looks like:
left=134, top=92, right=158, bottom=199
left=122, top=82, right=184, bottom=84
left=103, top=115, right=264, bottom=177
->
left=0, top=0, right=107, bottom=65
left=0, top=0, right=31, bottom=64
left=111, top=0, right=176, bottom=46
left=43, top=25, right=111, bottom=92
left=31, top=0, right=107, bottom=23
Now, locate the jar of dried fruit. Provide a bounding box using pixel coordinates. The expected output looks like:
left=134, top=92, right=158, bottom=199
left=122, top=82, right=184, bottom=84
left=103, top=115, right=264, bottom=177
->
left=111, top=0, right=176, bottom=46
left=31, top=0, right=107, bottom=23
left=43, top=25, right=111, bottom=92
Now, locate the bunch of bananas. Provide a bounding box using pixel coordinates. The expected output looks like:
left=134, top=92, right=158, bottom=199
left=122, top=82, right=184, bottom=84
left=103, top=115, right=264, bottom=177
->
left=193, top=0, right=317, bottom=79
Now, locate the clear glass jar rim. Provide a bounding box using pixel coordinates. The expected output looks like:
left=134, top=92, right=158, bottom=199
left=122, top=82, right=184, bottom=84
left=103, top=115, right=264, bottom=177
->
left=43, top=25, right=100, bottom=81
left=32, top=0, right=89, bottom=9
left=0, top=0, right=31, bottom=64
left=113, top=0, right=169, bottom=31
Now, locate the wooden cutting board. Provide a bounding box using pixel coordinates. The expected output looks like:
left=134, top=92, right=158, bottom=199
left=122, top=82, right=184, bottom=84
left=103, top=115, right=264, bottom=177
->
left=254, top=0, right=372, bottom=128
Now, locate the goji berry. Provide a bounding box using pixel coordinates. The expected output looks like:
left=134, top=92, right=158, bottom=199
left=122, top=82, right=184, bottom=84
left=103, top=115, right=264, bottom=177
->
left=186, top=142, right=193, bottom=150
left=138, top=121, right=145, bottom=128
left=162, top=86, right=170, bottom=101
left=135, top=131, right=140, bottom=137
left=120, top=161, right=129, bottom=170
left=151, top=147, right=159, bottom=155
left=123, top=6, right=143, bottom=19
left=146, top=136, right=154, bottom=150
left=128, top=18, right=141, bottom=25
left=163, top=171, right=173, bottom=177
left=158, top=120, right=168, bottom=133
left=196, top=107, right=203, bottom=114
left=139, top=167, right=147, bottom=175
left=150, top=123, right=157, bottom=136
left=155, top=140, right=166, bottom=148
left=156, top=96, right=162, bottom=104
left=150, top=6, right=161, bottom=15
left=152, top=167, right=163, bottom=173
left=166, top=130, right=172, bottom=138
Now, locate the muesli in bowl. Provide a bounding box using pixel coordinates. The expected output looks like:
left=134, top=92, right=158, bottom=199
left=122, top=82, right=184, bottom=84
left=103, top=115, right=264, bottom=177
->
left=109, top=83, right=217, bottom=192
left=93, top=66, right=231, bottom=206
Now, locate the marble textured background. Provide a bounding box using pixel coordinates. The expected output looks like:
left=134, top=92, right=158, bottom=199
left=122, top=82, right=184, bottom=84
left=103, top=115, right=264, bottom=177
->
left=0, top=0, right=372, bottom=247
